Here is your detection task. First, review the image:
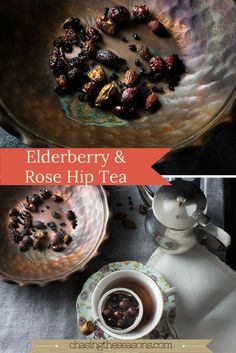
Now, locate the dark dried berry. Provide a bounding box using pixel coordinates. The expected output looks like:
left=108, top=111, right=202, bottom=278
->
left=108, top=6, right=131, bottom=24
left=135, top=59, right=141, bottom=67
left=113, top=105, right=128, bottom=118
left=122, top=218, right=137, bottom=230
left=139, top=68, right=147, bottom=77
left=95, top=16, right=117, bottom=35
left=64, top=44, right=73, bottom=53
left=52, top=244, right=64, bottom=252
left=122, top=37, right=128, bottom=43
left=149, top=56, right=165, bottom=72
left=64, top=234, right=73, bottom=245
left=18, top=241, right=28, bottom=252
left=132, top=33, right=140, bottom=40
left=60, top=222, right=66, bottom=227
left=68, top=57, right=81, bottom=68
left=32, top=221, right=46, bottom=229
left=137, top=45, right=152, bottom=61
left=128, top=44, right=137, bottom=52
left=40, top=189, right=51, bottom=199
left=86, top=27, right=102, bottom=42
left=9, top=208, right=20, bottom=217
left=49, top=47, right=68, bottom=76
left=62, top=17, right=81, bottom=30
left=132, top=4, right=149, bottom=22
left=51, top=195, right=64, bottom=203
left=148, top=20, right=167, bottom=36
left=96, top=49, right=119, bottom=67
left=47, top=221, right=57, bottom=232
left=64, top=28, right=79, bottom=43
left=67, top=68, right=82, bottom=87
left=66, top=210, right=76, bottom=221
left=27, top=194, right=42, bottom=206
left=72, top=220, right=77, bottom=229
left=121, top=87, right=139, bottom=105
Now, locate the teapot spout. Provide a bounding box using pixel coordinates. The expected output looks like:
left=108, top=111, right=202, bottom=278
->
left=137, top=186, right=154, bottom=209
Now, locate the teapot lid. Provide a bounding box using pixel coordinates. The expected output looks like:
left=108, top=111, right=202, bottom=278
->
left=153, top=180, right=207, bottom=230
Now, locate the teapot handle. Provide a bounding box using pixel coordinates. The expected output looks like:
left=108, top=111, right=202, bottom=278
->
left=193, top=211, right=231, bottom=248
left=137, top=185, right=154, bottom=209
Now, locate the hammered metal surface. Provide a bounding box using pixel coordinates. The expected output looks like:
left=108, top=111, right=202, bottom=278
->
left=0, top=0, right=235, bottom=147
left=0, top=186, right=110, bottom=286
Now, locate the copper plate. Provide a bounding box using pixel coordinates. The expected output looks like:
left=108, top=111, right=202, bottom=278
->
left=0, top=186, right=110, bottom=286
left=0, top=0, right=235, bottom=148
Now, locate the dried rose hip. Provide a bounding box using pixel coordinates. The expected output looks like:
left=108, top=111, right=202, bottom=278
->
left=145, top=93, right=160, bottom=112
left=121, top=87, right=139, bottom=105
left=95, top=82, right=119, bottom=107
left=96, top=49, right=119, bottom=67
left=95, top=16, right=117, bottom=35
left=137, top=45, right=152, bottom=61
left=148, top=20, right=167, bottom=36
left=124, top=69, right=139, bottom=87
left=132, top=4, right=149, bottom=22
left=164, top=54, right=183, bottom=73
left=149, top=56, right=165, bottom=72
left=86, top=27, right=102, bottom=42
left=88, top=66, right=106, bottom=83
left=64, top=234, right=73, bottom=245
left=108, top=5, right=131, bottom=24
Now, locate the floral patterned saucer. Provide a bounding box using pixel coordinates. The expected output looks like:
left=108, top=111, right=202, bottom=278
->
left=76, top=261, right=176, bottom=339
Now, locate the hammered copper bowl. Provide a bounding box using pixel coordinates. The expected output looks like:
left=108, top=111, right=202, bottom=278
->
left=0, top=0, right=235, bottom=148
left=0, top=186, right=110, bottom=286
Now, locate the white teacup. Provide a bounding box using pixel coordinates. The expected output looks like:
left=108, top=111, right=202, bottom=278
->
left=91, top=269, right=176, bottom=339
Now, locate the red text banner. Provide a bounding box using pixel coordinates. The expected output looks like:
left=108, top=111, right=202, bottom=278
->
left=0, top=148, right=171, bottom=186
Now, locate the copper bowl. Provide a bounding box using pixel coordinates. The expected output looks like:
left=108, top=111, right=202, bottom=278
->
left=0, top=186, right=110, bottom=286
left=0, top=0, right=235, bottom=148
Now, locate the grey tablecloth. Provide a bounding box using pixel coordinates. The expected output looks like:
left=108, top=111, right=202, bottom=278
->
left=0, top=181, right=227, bottom=353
